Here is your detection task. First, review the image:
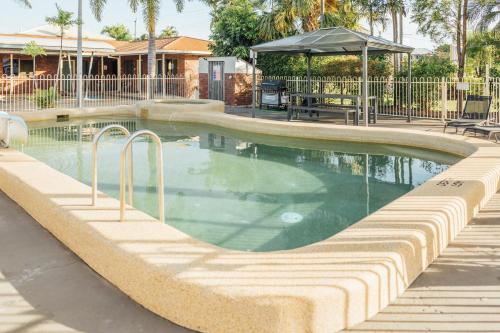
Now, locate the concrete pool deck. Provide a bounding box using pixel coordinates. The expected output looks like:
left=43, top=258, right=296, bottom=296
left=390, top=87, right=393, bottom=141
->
left=2, top=102, right=500, bottom=332
left=2, top=187, right=500, bottom=333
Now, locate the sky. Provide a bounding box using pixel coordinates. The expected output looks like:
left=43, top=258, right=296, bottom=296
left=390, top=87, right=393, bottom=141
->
left=3, top=0, right=436, bottom=50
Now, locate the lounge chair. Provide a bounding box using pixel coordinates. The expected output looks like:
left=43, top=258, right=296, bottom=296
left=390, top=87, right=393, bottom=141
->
left=443, top=95, right=492, bottom=133
left=463, top=125, right=500, bottom=142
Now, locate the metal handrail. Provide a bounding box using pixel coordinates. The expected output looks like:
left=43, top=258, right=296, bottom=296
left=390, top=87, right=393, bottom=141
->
left=92, top=125, right=132, bottom=206
left=119, top=130, right=164, bottom=223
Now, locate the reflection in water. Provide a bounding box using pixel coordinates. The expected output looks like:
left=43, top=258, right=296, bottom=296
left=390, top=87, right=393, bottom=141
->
left=17, top=118, right=460, bottom=252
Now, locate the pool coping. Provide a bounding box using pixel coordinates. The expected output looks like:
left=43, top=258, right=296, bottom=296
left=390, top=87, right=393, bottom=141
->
left=1, top=101, right=500, bottom=333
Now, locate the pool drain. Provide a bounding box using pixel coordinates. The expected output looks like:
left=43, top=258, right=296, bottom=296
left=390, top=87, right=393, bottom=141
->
left=280, top=212, right=303, bottom=224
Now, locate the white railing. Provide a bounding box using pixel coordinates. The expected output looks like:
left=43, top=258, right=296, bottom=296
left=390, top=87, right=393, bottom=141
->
left=261, top=76, right=500, bottom=121
left=3, top=73, right=499, bottom=122
left=0, top=74, right=199, bottom=112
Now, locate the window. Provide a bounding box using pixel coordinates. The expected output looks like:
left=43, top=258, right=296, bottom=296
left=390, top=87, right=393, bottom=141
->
left=2, top=58, right=34, bottom=76
left=3, top=58, right=19, bottom=76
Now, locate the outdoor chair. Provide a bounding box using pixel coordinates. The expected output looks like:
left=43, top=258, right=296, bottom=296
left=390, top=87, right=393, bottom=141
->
left=463, top=125, right=500, bottom=143
left=443, top=95, right=492, bottom=133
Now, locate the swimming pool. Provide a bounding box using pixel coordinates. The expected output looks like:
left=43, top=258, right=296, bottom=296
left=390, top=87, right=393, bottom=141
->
left=17, top=116, right=461, bottom=252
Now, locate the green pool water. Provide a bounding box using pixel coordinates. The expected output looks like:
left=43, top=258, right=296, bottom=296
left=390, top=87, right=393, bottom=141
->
left=16, top=116, right=461, bottom=252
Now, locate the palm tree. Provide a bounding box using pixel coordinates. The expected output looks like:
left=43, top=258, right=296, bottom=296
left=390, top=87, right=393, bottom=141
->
left=46, top=4, right=78, bottom=79
left=357, top=0, right=387, bottom=35
left=159, top=26, right=179, bottom=38
left=383, top=0, right=404, bottom=72
left=258, top=0, right=358, bottom=40
left=22, top=41, right=46, bottom=87
left=471, top=0, right=499, bottom=32
left=91, top=0, right=188, bottom=98
left=102, top=24, right=133, bottom=41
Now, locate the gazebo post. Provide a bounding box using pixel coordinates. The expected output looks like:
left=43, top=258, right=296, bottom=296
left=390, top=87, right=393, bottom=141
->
left=307, top=53, right=312, bottom=113
left=251, top=50, right=257, bottom=118
left=407, top=52, right=412, bottom=123
left=362, top=44, right=369, bottom=127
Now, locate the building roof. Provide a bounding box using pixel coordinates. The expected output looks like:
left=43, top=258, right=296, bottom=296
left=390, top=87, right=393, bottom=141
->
left=112, top=36, right=211, bottom=55
left=251, top=27, right=414, bottom=55
left=0, top=34, right=115, bottom=53
left=20, top=24, right=113, bottom=40
left=413, top=48, right=433, bottom=56
left=0, top=25, right=211, bottom=56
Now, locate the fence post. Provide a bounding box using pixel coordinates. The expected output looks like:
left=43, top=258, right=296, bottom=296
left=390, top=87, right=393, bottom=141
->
left=441, top=77, right=447, bottom=122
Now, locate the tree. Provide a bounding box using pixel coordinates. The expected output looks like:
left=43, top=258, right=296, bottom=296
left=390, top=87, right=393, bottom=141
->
left=400, top=55, right=457, bottom=77
left=90, top=0, right=188, bottom=98
left=159, top=26, right=178, bottom=38
left=46, top=4, right=78, bottom=78
left=209, top=0, right=260, bottom=59
left=412, top=0, right=470, bottom=81
left=102, top=24, right=133, bottom=41
left=22, top=41, right=46, bottom=84
left=466, top=31, right=499, bottom=77
left=258, top=0, right=359, bottom=40
left=357, top=0, right=387, bottom=35
left=470, top=0, right=499, bottom=32
left=435, top=44, right=452, bottom=58
left=91, top=0, right=189, bottom=74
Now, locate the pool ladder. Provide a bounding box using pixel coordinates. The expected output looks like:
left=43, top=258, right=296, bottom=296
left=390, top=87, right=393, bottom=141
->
left=92, top=125, right=165, bottom=223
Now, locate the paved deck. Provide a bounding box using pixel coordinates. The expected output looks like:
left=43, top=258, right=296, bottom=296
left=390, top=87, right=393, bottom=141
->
left=225, top=107, right=448, bottom=133
left=1, top=113, right=499, bottom=332
left=0, top=191, right=190, bottom=333
left=343, top=192, right=500, bottom=332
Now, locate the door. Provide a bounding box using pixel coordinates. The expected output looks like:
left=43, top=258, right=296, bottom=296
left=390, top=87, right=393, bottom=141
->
left=208, top=61, right=224, bottom=101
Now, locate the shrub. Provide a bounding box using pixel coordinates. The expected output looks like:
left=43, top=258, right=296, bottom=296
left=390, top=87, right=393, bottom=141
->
left=32, top=88, right=59, bottom=109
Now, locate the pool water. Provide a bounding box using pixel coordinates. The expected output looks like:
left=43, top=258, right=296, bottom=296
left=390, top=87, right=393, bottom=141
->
left=16, top=117, right=461, bottom=251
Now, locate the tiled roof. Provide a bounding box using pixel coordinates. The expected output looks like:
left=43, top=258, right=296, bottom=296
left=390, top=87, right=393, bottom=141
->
left=113, top=37, right=179, bottom=52
left=114, top=36, right=211, bottom=54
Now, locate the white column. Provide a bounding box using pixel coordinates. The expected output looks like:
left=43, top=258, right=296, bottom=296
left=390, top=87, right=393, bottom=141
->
left=362, top=44, right=369, bottom=127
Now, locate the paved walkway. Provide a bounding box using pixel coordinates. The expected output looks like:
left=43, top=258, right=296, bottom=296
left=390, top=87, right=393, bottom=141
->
left=1, top=113, right=499, bottom=332
left=343, top=192, right=500, bottom=332
left=0, top=191, right=190, bottom=333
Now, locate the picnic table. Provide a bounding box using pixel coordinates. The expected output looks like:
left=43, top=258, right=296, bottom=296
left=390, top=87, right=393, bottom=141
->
left=287, top=93, right=378, bottom=125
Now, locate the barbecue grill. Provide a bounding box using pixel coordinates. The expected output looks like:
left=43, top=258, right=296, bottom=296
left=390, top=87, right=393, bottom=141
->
left=259, top=80, right=289, bottom=109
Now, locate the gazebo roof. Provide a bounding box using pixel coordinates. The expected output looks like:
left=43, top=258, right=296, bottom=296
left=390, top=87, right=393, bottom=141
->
left=251, top=27, right=414, bottom=55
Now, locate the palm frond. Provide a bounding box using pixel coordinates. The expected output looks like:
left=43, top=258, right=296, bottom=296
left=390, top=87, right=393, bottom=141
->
left=89, top=0, right=108, bottom=21
left=15, top=0, right=31, bottom=8
left=142, top=0, right=161, bottom=33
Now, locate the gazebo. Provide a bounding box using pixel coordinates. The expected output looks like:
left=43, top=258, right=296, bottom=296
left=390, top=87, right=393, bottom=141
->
left=250, top=27, right=414, bottom=126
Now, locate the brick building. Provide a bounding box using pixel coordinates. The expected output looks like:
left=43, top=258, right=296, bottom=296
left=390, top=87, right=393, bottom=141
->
left=0, top=25, right=211, bottom=79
